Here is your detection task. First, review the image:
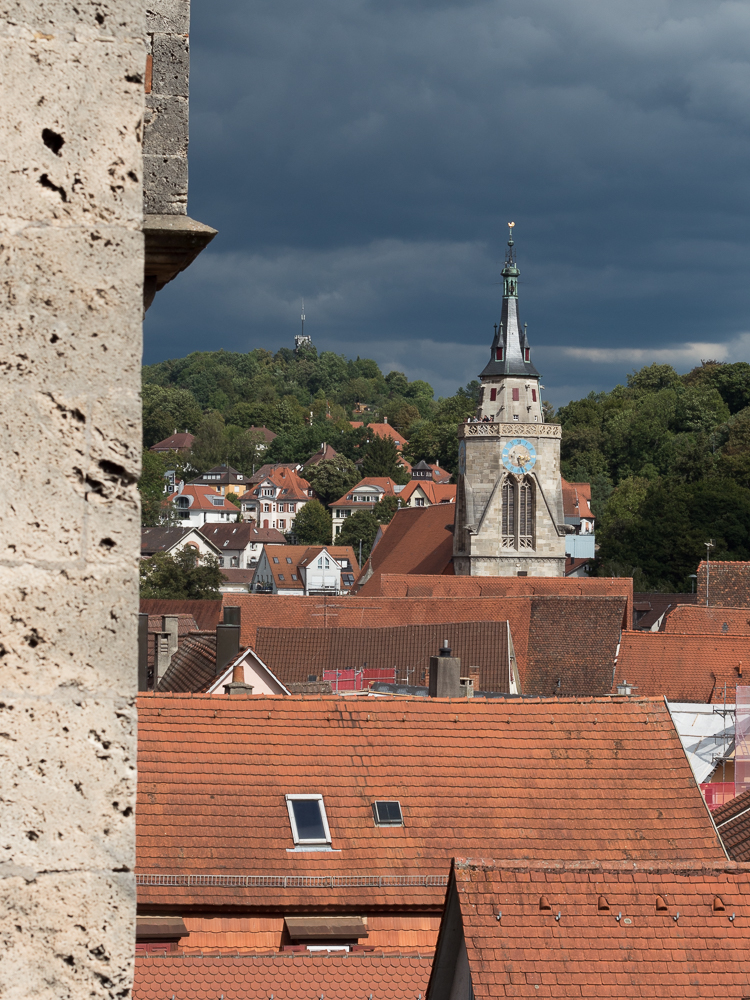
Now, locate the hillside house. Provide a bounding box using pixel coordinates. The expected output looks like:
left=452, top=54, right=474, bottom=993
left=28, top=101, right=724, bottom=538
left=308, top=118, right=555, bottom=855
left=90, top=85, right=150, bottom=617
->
left=330, top=477, right=404, bottom=537
left=164, top=483, right=240, bottom=526
left=188, top=463, right=252, bottom=497
left=240, top=466, right=314, bottom=533
left=199, top=522, right=285, bottom=568
left=253, top=545, right=359, bottom=595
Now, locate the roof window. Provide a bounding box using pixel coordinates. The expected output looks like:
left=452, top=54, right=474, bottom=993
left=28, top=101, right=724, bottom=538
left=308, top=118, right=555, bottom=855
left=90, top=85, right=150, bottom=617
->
left=372, top=801, right=403, bottom=826
left=273, top=557, right=279, bottom=564
left=278, top=574, right=285, bottom=581
left=286, top=794, right=331, bottom=845
left=292, top=574, right=298, bottom=581
left=286, top=557, right=293, bottom=563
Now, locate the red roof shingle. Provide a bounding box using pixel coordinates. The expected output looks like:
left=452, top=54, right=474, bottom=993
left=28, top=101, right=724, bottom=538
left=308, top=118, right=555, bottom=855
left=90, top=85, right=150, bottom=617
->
left=713, top=787, right=750, bottom=861
left=355, top=505, right=456, bottom=593
left=136, top=695, right=724, bottom=911
left=663, top=605, right=750, bottom=634
left=141, top=599, right=223, bottom=632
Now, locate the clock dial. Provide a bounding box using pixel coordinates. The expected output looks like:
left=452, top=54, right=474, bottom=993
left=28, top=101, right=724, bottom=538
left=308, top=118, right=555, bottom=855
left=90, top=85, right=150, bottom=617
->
left=502, top=438, right=537, bottom=474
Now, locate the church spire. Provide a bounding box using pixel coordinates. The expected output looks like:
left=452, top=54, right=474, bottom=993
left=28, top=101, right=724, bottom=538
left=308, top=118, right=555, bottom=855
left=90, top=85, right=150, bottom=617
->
left=480, top=223, right=540, bottom=380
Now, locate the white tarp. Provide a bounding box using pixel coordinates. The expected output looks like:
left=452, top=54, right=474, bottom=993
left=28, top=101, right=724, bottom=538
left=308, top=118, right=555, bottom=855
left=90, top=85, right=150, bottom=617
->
left=668, top=702, right=735, bottom=786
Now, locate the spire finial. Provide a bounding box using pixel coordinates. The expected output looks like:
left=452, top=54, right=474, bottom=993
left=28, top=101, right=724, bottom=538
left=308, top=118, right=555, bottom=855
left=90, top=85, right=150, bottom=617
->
left=504, top=222, right=517, bottom=270
left=507, top=221, right=515, bottom=247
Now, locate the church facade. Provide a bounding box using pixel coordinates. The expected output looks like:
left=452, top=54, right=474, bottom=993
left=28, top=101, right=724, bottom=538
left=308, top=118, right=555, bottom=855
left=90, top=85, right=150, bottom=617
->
left=453, top=226, right=569, bottom=576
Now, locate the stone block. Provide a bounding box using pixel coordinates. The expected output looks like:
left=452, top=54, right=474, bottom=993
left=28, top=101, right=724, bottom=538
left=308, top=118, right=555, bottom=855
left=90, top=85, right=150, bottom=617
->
left=0, top=696, right=136, bottom=870
left=151, top=31, right=189, bottom=96
left=144, top=94, right=189, bottom=156
left=143, top=153, right=187, bottom=213
left=0, top=0, right=144, bottom=35
left=0, top=871, right=134, bottom=1000
left=146, top=0, right=190, bottom=34
left=0, top=37, right=145, bottom=225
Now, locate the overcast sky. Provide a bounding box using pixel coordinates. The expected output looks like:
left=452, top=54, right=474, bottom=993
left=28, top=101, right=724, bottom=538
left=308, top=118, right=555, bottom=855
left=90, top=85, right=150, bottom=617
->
left=144, top=0, right=750, bottom=407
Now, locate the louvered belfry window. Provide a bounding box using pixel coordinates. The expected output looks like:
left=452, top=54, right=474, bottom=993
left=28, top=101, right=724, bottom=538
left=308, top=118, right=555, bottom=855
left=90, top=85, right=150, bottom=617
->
left=501, top=479, right=515, bottom=548
left=519, top=480, right=534, bottom=548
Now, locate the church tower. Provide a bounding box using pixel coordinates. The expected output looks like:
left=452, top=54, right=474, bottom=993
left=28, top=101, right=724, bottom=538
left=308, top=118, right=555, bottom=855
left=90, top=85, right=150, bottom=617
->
left=453, top=224, right=568, bottom=577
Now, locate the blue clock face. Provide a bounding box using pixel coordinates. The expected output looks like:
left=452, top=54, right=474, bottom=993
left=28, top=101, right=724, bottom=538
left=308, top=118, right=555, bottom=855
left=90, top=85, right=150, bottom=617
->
left=502, top=438, right=537, bottom=474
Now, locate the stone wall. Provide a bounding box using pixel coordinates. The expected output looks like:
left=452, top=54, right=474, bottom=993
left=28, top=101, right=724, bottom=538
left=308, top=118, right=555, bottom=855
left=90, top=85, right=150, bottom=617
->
left=0, top=1, right=143, bottom=996
left=144, top=0, right=189, bottom=214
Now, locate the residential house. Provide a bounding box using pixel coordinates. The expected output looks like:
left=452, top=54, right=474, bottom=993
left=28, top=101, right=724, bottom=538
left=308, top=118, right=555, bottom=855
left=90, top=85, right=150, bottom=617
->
left=612, top=630, right=750, bottom=702
left=349, top=417, right=408, bottom=452
left=561, top=476, right=595, bottom=561
left=222, top=590, right=628, bottom=698
left=164, top=483, right=240, bottom=526
left=410, top=459, right=452, bottom=483
left=240, top=466, right=314, bottom=533
left=141, top=525, right=221, bottom=561
left=199, top=522, right=286, bottom=568
left=149, top=431, right=195, bottom=454
left=303, top=441, right=338, bottom=469
left=330, top=477, right=404, bottom=537
left=633, top=591, right=696, bottom=630
left=188, top=463, right=252, bottom=497
left=253, top=544, right=359, bottom=595
left=397, top=479, right=456, bottom=508
left=428, top=858, right=750, bottom=1000
left=158, top=638, right=290, bottom=697
left=134, top=694, right=725, bottom=956
left=697, top=560, right=750, bottom=607
left=248, top=425, right=277, bottom=450
left=218, top=568, right=256, bottom=593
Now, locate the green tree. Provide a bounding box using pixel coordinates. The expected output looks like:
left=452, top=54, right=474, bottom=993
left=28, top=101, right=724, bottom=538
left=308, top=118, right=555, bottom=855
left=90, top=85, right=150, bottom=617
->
left=140, top=547, right=223, bottom=600
left=304, top=455, right=360, bottom=507
left=336, top=509, right=380, bottom=563
left=361, top=433, right=406, bottom=479
left=142, top=383, right=202, bottom=448
left=139, top=449, right=172, bottom=526
left=718, top=407, right=750, bottom=487
left=293, top=499, right=332, bottom=544
left=190, top=410, right=226, bottom=472
left=406, top=420, right=461, bottom=476
left=375, top=494, right=400, bottom=523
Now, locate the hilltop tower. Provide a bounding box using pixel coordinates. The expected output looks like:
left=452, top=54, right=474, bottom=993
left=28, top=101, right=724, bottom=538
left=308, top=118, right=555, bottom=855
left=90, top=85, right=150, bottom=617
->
left=453, top=224, right=568, bottom=576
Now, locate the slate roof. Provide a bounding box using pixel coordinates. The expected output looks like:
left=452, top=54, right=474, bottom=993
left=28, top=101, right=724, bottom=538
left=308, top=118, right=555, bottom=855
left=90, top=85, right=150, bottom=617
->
left=697, top=560, right=750, bottom=608
left=664, top=605, right=750, bottom=634
left=355, top=505, right=455, bottom=594
left=133, top=952, right=432, bottom=1000
left=633, top=591, right=696, bottom=630
left=253, top=621, right=511, bottom=691
left=141, top=599, right=223, bottom=633
left=189, top=464, right=248, bottom=488
left=135, top=695, right=724, bottom=912
left=141, top=526, right=202, bottom=556
left=150, top=432, right=195, bottom=452
left=439, top=858, right=750, bottom=1000
left=613, top=630, right=750, bottom=703
left=199, top=523, right=285, bottom=549
left=714, top=788, right=750, bottom=862
left=224, top=593, right=625, bottom=695
left=156, top=633, right=217, bottom=693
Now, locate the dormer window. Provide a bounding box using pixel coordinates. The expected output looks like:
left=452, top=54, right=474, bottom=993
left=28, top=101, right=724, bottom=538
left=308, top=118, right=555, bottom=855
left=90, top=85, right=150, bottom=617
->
left=496, top=347, right=503, bottom=361
left=286, top=794, right=331, bottom=845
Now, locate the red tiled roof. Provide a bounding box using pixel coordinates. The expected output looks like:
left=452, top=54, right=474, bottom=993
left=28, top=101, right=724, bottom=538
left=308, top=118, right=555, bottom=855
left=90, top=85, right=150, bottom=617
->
left=349, top=421, right=408, bottom=451
left=164, top=484, right=240, bottom=512
left=156, top=633, right=217, bottom=692
left=248, top=466, right=312, bottom=503
left=220, top=568, right=255, bottom=585
left=199, top=523, right=285, bottom=548
left=249, top=463, right=300, bottom=484
left=429, top=464, right=451, bottom=483
left=145, top=614, right=200, bottom=670
left=253, top=621, right=511, bottom=691
left=141, top=599, right=223, bottom=632
left=613, top=630, right=750, bottom=702
left=135, top=695, right=724, bottom=911
left=713, top=787, right=750, bottom=861
left=150, top=432, right=195, bottom=452
left=697, top=560, right=750, bottom=608
left=261, top=545, right=359, bottom=591
left=329, top=477, right=401, bottom=507
left=663, top=605, right=750, bottom=634
left=133, top=952, right=432, bottom=1000
left=303, top=442, right=338, bottom=467
left=248, top=425, right=277, bottom=443
left=355, top=505, right=455, bottom=593
left=441, top=858, right=750, bottom=1000
left=397, top=481, right=456, bottom=505
left=564, top=555, right=591, bottom=576
left=633, top=591, right=696, bottom=630
left=560, top=477, right=593, bottom=520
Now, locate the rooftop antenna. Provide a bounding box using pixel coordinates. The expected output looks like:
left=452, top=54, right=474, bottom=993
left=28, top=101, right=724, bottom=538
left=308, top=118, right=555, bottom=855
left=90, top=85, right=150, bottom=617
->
left=301, top=299, right=305, bottom=340
left=705, top=539, right=715, bottom=606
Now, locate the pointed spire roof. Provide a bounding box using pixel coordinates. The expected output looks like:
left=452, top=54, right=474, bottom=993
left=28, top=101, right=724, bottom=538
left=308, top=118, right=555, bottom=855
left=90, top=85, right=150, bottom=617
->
left=480, top=223, right=540, bottom=379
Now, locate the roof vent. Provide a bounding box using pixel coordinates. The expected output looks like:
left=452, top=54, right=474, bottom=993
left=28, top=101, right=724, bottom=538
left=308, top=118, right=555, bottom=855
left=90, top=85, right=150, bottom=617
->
left=655, top=895, right=669, bottom=911
left=616, top=679, right=633, bottom=697
left=597, top=896, right=609, bottom=911
left=713, top=896, right=726, bottom=912
left=539, top=896, right=552, bottom=911
left=439, top=639, right=452, bottom=658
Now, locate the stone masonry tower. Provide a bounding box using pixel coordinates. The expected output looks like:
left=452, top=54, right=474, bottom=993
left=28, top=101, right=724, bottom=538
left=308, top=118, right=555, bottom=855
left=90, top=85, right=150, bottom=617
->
left=453, top=225, right=568, bottom=576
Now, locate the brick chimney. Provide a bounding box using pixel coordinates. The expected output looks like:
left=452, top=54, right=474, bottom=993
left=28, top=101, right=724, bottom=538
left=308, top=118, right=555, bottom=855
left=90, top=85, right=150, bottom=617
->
left=223, top=659, right=254, bottom=697
left=428, top=640, right=462, bottom=698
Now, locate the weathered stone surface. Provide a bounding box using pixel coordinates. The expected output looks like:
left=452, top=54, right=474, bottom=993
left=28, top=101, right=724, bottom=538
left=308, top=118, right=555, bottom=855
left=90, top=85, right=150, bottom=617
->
left=0, top=0, right=142, bottom=996
left=151, top=31, right=188, bottom=96
left=0, top=872, right=134, bottom=1000
left=143, top=152, right=188, bottom=212
left=146, top=0, right=189, bottom=33
left=144, top=94, right=189, bottom=155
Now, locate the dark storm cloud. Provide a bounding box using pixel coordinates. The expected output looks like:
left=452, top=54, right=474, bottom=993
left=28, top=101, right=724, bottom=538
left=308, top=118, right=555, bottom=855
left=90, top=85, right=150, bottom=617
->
left=145, top=0, right=750, bottom=406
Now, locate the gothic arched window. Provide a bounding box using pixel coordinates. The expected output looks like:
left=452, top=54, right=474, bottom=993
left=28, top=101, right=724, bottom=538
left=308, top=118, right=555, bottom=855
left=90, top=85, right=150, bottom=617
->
left=501, top=479, right=515, bottom=548
left=519, top=480, right=534, bottom=548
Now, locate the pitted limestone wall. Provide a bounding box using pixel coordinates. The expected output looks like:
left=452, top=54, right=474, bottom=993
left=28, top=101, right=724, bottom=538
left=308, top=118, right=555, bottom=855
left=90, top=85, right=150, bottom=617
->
left=0, top=2, right=143, bottom=997
left=144, top=0, right=189, bottom=214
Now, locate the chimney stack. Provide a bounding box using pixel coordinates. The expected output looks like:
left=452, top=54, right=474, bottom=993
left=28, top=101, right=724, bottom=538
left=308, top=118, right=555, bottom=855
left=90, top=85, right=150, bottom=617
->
left=223, top=605, right=241, bottom=627
left=162, top=615, right=179, bottom=657
left=154, top=632, right=172, bottom=688
left=223, top=658, right=254, bottom=697
left=428, top=639, right=463, bottom=698
left=215, top=623, right=240, bottom=676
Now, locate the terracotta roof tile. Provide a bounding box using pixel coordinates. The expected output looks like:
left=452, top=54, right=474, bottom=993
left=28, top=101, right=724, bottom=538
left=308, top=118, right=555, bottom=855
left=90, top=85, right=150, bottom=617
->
left=330, top=477, right=401, bottom=507
left=141, top=599, right=223, bottom=632
left=663, top=605, right=750, bottom=634
left=133, top=952, right=432, bottom=1000
left=135, top=695, right=724, bottom=911
left=697, top=560, right=750, bottom=608
left=613, top=630, right=750, bottom=702
left=560, top=478, right=594, bottom=520
left=713, top=788, right=750, bottom=862
left=349, top=421, right=408, bottom=450
left=150, top=432, right=195, bottom=452
left=199, top=523, right=286, bottom=548
left=397, top=481, right=456, bottom=505
left=164, top=484, right=240, bottom=513
left=633, top=591, right=696, bottom=630
left=443, top=858, right=750, bottom=1000
left=157, top=633, right=217, bottom=692
left=355, top=506, right=456, bottom=592
left=253, top=621, right=511, bottom=691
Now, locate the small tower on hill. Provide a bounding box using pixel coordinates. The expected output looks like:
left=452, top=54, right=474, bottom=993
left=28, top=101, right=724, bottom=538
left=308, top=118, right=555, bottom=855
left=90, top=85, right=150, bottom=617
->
left=295, top=300, right=312, bottom=352
left=453, top=224, right=568, bottom=577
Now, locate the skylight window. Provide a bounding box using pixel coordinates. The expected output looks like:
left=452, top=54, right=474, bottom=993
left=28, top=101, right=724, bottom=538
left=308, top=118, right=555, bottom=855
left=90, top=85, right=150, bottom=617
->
left=286, top=794, right=331, bottom=845
left=372, top=801, right=403, bottom=827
